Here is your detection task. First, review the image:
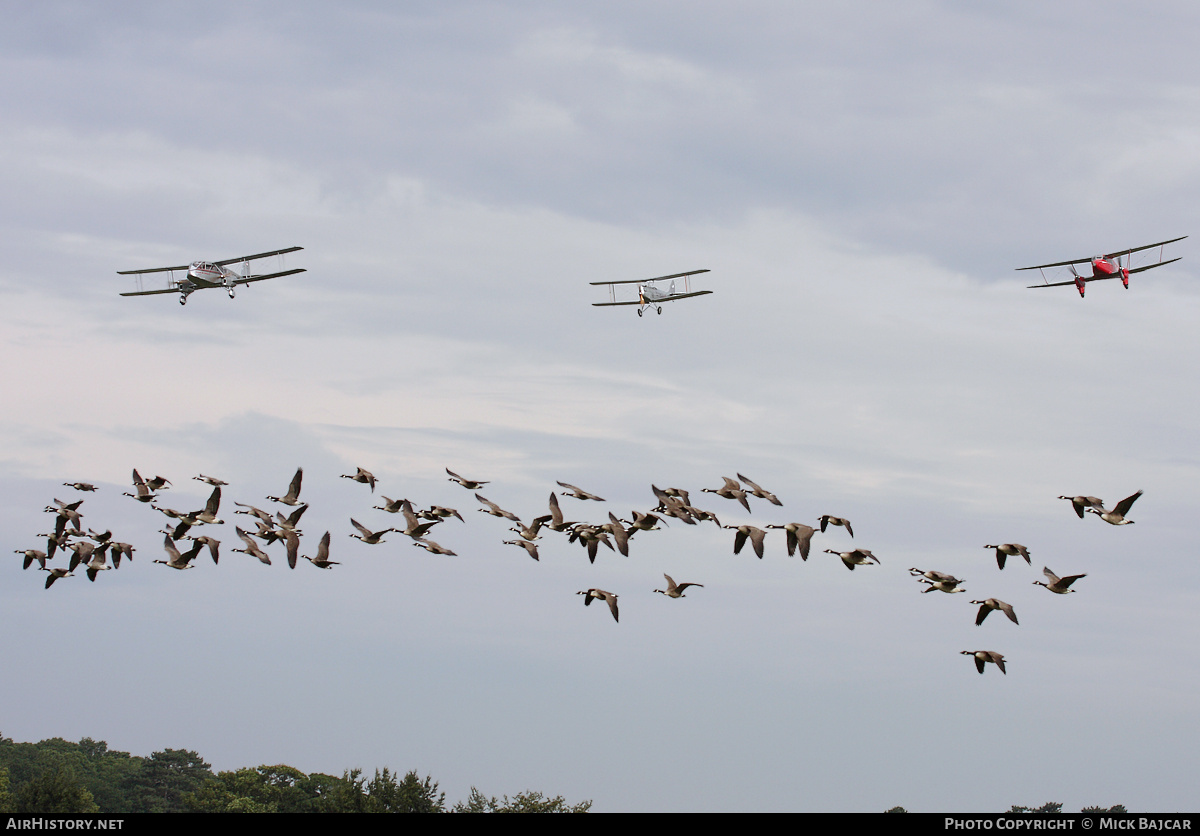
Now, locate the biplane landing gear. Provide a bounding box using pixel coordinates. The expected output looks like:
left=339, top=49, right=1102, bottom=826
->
left=637, top=308, right=643, bottom=317
left=227, top=288, right=236, bottom=299
left=656, top=306, right=662, bottom=315
left=179, top=296, right=188, bottom=306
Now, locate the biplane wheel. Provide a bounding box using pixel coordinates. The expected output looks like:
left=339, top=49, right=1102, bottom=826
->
left=228, top=289, right=235, bottom=299
left=637, top=309, right=643, bottom=317
left=656, top=306, right=662, bottom=315
left=179, top=297, right=187, bottom=306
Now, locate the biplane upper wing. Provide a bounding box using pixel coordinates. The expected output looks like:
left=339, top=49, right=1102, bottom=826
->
left=215, top=246, right=304, bottom=267
left=231, top=268, right=307, bottom=285
left=589, top=269, right=710, bottom=286
left=1018, top=236, right=1187, bottom=271
left=116, top=264, right=190, bottom=275
left=1102, top=236, right=1187, bottom=261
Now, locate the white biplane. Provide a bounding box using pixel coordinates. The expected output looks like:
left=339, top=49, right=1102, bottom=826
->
left=591, top=269, right=712, bottom=316
left=118, top=246, right=305, bottom=305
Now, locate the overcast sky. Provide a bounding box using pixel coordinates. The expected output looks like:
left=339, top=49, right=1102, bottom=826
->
left=2, top=2, right=1199, bottom=813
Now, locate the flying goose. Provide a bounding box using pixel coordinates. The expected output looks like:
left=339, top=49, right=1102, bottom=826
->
left=267, top=467, right=305, bottom=506
left=824, top=548, right=879, bottom=570
left=984, top=543, right=1030, bottom=570
left=724, top=524, right=768, bottom=559
left=44, top=567, right=74, bottom=589
left=124, top=469, right=157, bottom=503
left=577, top=588, right=619, bottom=623
left=144, top=475, right=172, bottom=492
left=421, top=505, right=465, bottom=523
left=475, top=494, right=520, bottom=522
left=155, top=534, right=201, bottom=570
left=557, top=481, right=605, bottom=501
left=702, top=477, right=752, bottom=513
left=510, top=516, right=551, bottom=542
left=341, top=467, right=377, bottom=492
left=568, top=524, right=614, bottom=563
left=502, top=539, right=540, bottom=561
left=971, top=598, right=1019, bottom=626
left=766, top=523, right=816, bottom=559
left=909, top=568, right=963, bottom=586
left=194, top=474, right=228, bottom=486
left=63, top=482, right=97, bottom=492
left=183, top=534, right=221, bottom=564
left=15, top=549, right=49, bottom=571
left=393, top=500, right=439, bottom=540
left=349, top=518, right=396, bottom=545
left=737, top=474, right=783, bottom=506
left=193, top=486, right=224, bottom=525
left=1086, top=489, right=1143, bottom=525
left=961, top=650, right=1006, bottom=675
left=818, top=515, right=854, bottom=538
left=232, top=527, right=272, bottom=565
left=1034, top=566, right=1086, bottom=594
left=654, top=574, right=704, bottom=598
left=303, top=531, right=339, bottom=568
left=446, top=468, right=489, bottom=490
left=920, top=579, right=966, bottom=594
left=412, top=538, right=457, bottom=556
left=1059, top=495, right=1104, bottom=519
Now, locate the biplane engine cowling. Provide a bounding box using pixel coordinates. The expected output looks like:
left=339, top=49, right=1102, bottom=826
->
left=1121, top=268, right=1130, bottom=289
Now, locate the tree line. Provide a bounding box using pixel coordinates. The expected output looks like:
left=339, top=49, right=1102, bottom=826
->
left=0, top=734, right=590, bottom=813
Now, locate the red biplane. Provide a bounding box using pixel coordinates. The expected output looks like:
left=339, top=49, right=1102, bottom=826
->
left=1019, top=236, right=1186, bottom=298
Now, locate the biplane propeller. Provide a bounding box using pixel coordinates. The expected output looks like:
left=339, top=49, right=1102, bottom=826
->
left=591, top=269, right=713, bottom=316
left=118, top=246, right=305, bottom=305
left=1018, top=236, right=1185, bottom=298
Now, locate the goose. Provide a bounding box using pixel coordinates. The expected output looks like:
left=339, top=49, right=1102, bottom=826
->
left=737, top=474, right=782, bottom=506
left=557, top=481, right=605, bottom=502
left=394, top=500, right=439, bottom=540
left=124, top=469, right=157, bottom=503
left=702, top=477, right=752, bottom=513
left=412, top=538, right=456, bottom=556
left=84, top=553, right=112, bottom=582
left=184, top=534, right=221, bottom=564
left=194, top=474, right=228, bottom=486
left=724, top=524, right=768, bottom=559
left=274, top=504, right=308, bottom=534
left=44, top=567, right=74, bottom=589
left=341, top=467, right=377, bottom=493
left=602, top=513, right=631, bottom=557
left=984, top=543, right=1030, bottom=570
left=110, top=542, right=135, bottom=567
left=234, top=502, right=274, bottom=524
left=1086, top=489, right=1142, bottom=525
left=373, top=495, right=408, bottom=514
left=232, top=527, right=272, bottom=565
left=971, top=598, right=1018, bottom=626
left=824, top=548, right=879, bottom=570
left=510, top=516, right=550, bottom=542
left=66, top=541, right=96, bottom=573
left=475, top=494, right=520, bottom=522
left=45, top=499, right=84, bottom=532
left=193, top=486, right=224, bottom=525
left=961, top=650, right=1006, bottom=675
left=63, top=482, right=97, bottom=492
left=654, top=574, right=703, bottom=598
left=1059, top=495, right=1104, bottom=519
left=1034, top=566, right=1086, bottom=594
left=144, top=475, right=171, bottom=491
left=568, top=524, right=615, bottom=563
left=766, top=523, right=816, bottom=559
left=267, top=467, right=305, bottom=506
left=283, top=529, right=301, bottom=569
left=502, top=539, right=540, bottom=561
left=16, top=549, right=49, bottom=570
left=544, top=493, right=579, bottom=533
left=818, top=515, right=854, bottom=538
left=349, top=518, right=396, bottom=545
left=446, top=468, right=488, bottom=490
left=303, top=531, right=339, bottom=568
left=920, top=579, right=966, bottom=594
left=577, top=588, right=619, bottom=623
left=155, top=534, right=200, bottom=569
left=909, top=568, right=963, bottom=586
left=651, top=485, right=699, bottom=525
left=421, top=505, right=465, bottom=523
left=625, top=510, right=665, bottom=533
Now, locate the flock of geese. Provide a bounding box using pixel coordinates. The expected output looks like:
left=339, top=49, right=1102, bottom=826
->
left=16, top=464, right=1144, bottom=674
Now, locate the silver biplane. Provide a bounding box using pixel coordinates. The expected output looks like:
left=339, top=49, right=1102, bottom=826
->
left=118, top=246, right=305, bottom=305
left=591, top=269, right=712, bottom=316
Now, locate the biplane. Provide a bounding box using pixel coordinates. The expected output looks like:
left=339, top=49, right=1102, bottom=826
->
left=1019, top=236, right=1185, bottom=298
left=118, top=246, right=305, bottom=305
left=591, top=269, right=712, bottom=316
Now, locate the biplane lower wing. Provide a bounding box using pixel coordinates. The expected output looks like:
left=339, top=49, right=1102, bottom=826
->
left=592, top=290, right=711, bottom=306
left=120, top=287, right=182, bottom=297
